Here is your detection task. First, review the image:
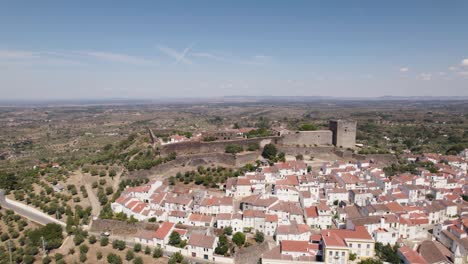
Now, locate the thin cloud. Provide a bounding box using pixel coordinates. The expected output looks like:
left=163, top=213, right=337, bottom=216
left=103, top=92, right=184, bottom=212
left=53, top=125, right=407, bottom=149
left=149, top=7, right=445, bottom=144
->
left=0, top=48, right=157, bottom=66
left=418, top=73, right=432, bottom=81
left=399, top=67, right=409, bottom=72
left=0, top=49, right=39, bottom=60
left=157, top=45, right=193, bottom=65
left=461, top=58, right=468, bottom=67
left=78, top=51, right=156, bottom=65
left=191, top=51, right=273, bottom=66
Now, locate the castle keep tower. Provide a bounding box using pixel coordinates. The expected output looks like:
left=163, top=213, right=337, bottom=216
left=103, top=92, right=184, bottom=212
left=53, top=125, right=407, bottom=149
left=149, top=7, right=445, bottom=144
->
left=329, top=120, right=357, bottom=148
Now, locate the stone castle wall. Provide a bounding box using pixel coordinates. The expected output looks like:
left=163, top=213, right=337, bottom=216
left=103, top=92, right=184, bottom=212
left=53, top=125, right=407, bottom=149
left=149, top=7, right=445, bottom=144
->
left=277, top=145, right=335, bottom=156
left=128, top=152, right=260, bottom=178
left=159, top=136, right=280, bottom=156
left=280, top=130, right=333, bottom=147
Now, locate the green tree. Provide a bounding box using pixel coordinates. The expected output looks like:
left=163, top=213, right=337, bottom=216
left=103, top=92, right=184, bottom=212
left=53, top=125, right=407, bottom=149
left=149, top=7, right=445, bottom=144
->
left=79, top=244, right=89, bottom=254
left=133, top=243, right=142, bottom=252
left=168, top=252, right=184, bottom=264
left=215, top=234, right=229, bottom=255
left=144, top=246, right=151, bottom=255
left=232, top=232, right=246, bottom=247
left=126, top=249, right=135, bottom=261
left=299, top=123, right=318, bottom=131
left=42, top=256, right=52, bottom=264
left=153, top=247, right=163, bottom=258
left=375, top=242, right=399, bottom=264
left=225, top=144, right=244, bottom=154
left=358, top=258, right=383, bottom=264
left=107, top=253, right=123, bottom=264
left=112, top=239, right=126, bottom=250
left=88, top=235, right=97, bottom=244
left=27, top=223, right=63, bottom=250
left=133, top=256, right=144, bottom=264
left=223, top=226, right=233, bottom=236
left=169, top=231, right=181, bottom=246
left=100, top=237, right=109, bottom=247
left=254, top=231, right=264, bottom=243
left=79, top=253, right=87, bottom=262
left=262, top=143, right=278, bottom=160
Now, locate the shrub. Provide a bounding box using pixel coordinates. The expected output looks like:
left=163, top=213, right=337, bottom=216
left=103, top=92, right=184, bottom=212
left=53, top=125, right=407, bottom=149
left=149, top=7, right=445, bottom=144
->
left=255, top=231, right=264, bottom=243
left=126, top=249, right=135, bottom=261
left=262, top=144, right=277, bottom=160
left=88, top=235, right=97, bottom=244
left=100, top=237, right=109, bottom=246
left=298, top=123, right=318, bottom=131
left=112, top=239, right=126, bottom=250
left=144, top=246, right=151, bottom=255
left=225, top=144, right=243, bottom=154
left=107, top=253, right=123, bottom=264
left=54, top=253, right=64, bottom=261
left=79, top=244, right=89, bottom=254
left=134, top=243, right=142, bottom=252
left=79, top=253, right=87, bottom=262
left=223, top=226, right=233, bottom=236
left=23, top=255, right=35, bottom=264
left=232, top=232, right=246, bottom=247
left=133, top=256, right=144, bottom=264
left=153, top=247, right=163, bottom=258
left=169, top=231, right=181, bottom=246
left=168, top=252, right=184, bottom=263
left=28, top=223, right=63, bottom=250
left=247, top=143, right=260, bottom=151
left=42, top=256, right=52, bottom=264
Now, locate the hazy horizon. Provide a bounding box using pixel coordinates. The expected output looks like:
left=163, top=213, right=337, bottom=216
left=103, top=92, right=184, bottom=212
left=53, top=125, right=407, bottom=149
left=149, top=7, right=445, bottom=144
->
left=1, top=1, right=467, bottom=100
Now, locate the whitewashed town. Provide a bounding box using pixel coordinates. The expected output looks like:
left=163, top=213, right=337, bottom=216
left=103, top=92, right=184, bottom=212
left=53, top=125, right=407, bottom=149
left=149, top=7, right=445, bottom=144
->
left=111, top=149, right=468, bottom=264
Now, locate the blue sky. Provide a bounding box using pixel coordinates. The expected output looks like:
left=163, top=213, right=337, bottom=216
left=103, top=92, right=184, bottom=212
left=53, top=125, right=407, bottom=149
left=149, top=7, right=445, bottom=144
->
left=0, top=1, right=467, bottom=99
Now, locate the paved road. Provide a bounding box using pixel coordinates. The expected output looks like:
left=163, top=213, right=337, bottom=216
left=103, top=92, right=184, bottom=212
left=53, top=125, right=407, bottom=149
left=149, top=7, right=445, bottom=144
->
left=0, top=189, right=66, bottom=227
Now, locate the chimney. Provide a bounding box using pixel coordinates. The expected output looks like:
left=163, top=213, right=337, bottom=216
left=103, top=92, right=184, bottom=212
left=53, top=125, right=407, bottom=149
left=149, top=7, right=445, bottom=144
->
left=327, top=231, right=330, bottom=237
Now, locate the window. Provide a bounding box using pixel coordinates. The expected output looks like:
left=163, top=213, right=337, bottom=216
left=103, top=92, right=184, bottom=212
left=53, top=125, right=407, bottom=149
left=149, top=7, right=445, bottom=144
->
left=367, top=244, right=370, bottom=249
left=358, top=244, right=361, bottom=248
left=329, top=251, right=333, bottom=256
left=349, top=243, right=352, bottom=248
left=342, top=252, right=345, bottom=256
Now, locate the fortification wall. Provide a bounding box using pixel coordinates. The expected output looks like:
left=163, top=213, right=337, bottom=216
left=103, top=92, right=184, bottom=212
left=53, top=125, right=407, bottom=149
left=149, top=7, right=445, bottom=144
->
left=280, top=130, right=333, bottom=146
left=277, top=145, right=335, bottom=156
left=128, top=152, right=260, bottom=178
left=159, top=136, right=280, bottom=156
left=91, top=219, right=159, bottom=234
left=235, top=151, right=261, bottom=167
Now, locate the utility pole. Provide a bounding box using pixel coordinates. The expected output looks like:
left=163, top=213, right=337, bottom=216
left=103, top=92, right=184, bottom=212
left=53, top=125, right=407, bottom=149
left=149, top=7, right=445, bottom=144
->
left=41, top=236, right=47, bottom=258
left=8, top=240, right=12, bottom=264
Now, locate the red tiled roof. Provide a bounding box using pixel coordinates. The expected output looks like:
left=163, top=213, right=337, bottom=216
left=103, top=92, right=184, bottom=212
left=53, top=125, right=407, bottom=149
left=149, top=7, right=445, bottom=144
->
left=321, top=226, right=373, bottom=247
left=189, top=213, right=213, bottom=223
left=187, top=233, right=216, bottom=249
left=154, top=222, right=175, bottom=240
left=398, top=246, right=428, bottom=264
left=305, top=206, right=318, bottom=218
left=281, top=240, right=319, bottom=253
